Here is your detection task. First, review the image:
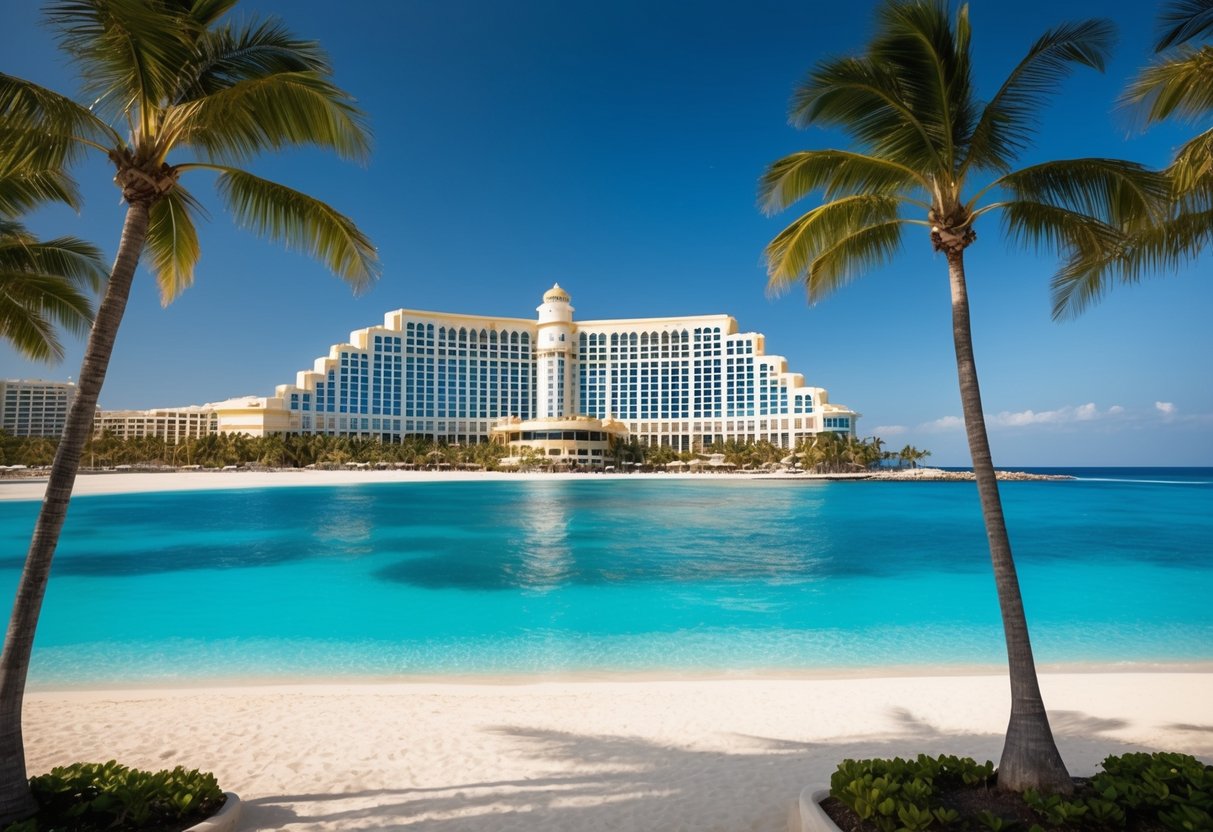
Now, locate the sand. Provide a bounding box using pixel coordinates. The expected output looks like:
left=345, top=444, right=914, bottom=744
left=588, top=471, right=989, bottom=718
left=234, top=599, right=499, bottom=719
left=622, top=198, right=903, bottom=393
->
left=0, top=467, right=806, bottom=502
left=22, top=672, right=1213, bottom=832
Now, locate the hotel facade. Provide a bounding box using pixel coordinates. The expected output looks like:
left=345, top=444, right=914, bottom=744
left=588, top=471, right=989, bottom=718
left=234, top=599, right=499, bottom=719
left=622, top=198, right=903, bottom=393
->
left=238, top=285, right=858, bottom=461
left=0, top=379, right=76, bottom=438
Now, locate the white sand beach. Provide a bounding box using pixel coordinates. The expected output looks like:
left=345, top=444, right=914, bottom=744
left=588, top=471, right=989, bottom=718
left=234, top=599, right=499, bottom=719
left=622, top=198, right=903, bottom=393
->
left=0, top=468, right=795, bottom=502
left=22, top=672, right=1213, bottom=832
left=0, top=465, right=1058, bottom=502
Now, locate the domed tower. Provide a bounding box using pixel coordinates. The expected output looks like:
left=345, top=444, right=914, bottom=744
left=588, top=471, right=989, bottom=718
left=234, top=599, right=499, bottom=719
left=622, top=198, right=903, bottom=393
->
left=535, top=283, right=576, bottom=418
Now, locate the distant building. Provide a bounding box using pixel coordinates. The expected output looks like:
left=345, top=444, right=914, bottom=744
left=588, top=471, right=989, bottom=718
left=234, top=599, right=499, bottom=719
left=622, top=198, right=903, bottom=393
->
left=93, top=405, right=218, bottom=443
left=0, top=379, right=76, bottom=437
left=217, top=285, right=859, bottom=465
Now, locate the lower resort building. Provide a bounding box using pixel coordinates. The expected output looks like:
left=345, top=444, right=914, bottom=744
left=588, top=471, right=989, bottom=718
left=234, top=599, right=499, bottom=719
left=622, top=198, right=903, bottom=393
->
left=93, top=405, right=218, bottom=442
left=229, top=285, right=858, bottom=466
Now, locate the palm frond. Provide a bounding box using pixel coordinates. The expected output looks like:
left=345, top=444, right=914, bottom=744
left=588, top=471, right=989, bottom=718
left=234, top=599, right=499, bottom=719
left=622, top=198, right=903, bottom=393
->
left=802, top=221, right=905, bottom=304
left=214, top=167, right=378, bottom=289
left=965, top=19, right=1116, bottom=174
left=0, top=224, right=100, bottom=361
left=765, top=194, right=903, bottom=293
left=1169, top=128, right=1213, bottom=194
left=758, top=150, right=925, bottom=215
left=0, top=169, right=81, bottom=216
left=173, top=18, right=333, bottom=103
left=868, top=0, right=978, bottom=172
left=1155, top=0, right=1213, bottom=50
left=0, top=289, right=60, bottom=363
left=0, top=232, right=108, bottom=293
left=1123, top=46, right=1213, bottom=124
left=181, top=0, right=237, bottom=28
left=999, top=200, right=1123, bottom=259
left=146, top=185, right=205, bottom=304
left=45, top=0, right=198, bottom=128
left=790, top=56, right=948, bottom=175
left=164, top=71, right=370, bottom=163
left=1050, top=208, right=1213, bottom=318
left=995, top=159, right=1171, bottom=228
left=0, top=73, right=115, bottom=170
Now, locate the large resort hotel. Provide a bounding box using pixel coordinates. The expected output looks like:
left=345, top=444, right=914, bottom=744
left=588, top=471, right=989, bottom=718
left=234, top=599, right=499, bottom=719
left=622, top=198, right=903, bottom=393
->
left=215, top=285, right=859, bottom=466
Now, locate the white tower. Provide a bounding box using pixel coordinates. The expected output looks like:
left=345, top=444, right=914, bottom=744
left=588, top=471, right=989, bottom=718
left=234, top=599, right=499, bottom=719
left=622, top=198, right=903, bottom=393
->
left=535, top=283, right=576, bottom=418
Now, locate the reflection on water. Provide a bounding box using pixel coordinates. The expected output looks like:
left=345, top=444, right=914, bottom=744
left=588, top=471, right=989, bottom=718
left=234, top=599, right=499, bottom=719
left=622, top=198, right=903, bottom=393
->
left=513, top=482, right=572, bottom=591
left=309, top=490, right=374, bottom=557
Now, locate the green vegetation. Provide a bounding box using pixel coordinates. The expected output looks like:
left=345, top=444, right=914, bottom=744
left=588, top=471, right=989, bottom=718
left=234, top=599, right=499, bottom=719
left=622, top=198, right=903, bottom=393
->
left=1, top=762, right=224, bottom=832
left=0, top=430, right=917, bottom=474
left=829, top=752, right=1213, bottom=832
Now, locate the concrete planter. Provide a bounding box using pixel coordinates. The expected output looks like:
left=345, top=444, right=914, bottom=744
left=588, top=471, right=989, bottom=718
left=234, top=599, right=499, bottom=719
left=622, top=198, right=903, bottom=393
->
left=183, top=792, right=242, bottom=832
left=793, top=787, right=839, bottom=832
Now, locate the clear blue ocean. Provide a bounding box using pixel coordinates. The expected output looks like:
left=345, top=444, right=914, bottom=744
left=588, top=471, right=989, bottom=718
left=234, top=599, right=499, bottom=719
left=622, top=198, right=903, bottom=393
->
left=1, top=468, right=1210, bottom=687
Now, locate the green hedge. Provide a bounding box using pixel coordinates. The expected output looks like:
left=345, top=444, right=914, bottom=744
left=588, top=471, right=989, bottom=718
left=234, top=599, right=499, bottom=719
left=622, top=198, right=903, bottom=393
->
left=829, top=751, right=1212, bottom=831
left=2, top=761, right=224, bottom=832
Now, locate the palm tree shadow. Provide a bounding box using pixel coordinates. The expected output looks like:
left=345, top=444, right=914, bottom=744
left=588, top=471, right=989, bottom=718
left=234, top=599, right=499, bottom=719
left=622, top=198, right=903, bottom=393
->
left=237, top=706, right=1170, bottom=831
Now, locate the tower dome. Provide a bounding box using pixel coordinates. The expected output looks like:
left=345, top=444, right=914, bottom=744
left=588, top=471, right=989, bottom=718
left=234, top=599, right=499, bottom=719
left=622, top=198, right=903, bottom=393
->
left=542, top=283, right=570, bottom=304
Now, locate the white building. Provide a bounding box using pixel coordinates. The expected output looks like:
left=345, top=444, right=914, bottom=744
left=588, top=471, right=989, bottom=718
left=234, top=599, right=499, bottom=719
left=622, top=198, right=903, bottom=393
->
left=0, top=379, right=76, bottom=437
left=93, top=405, right=218, bottom=443
left=224, top=286, right=859, bottom=461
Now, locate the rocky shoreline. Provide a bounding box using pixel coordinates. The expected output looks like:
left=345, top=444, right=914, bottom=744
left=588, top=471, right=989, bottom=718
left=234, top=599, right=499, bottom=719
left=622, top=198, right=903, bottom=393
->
left=868, top=467, right=1073, bottom=481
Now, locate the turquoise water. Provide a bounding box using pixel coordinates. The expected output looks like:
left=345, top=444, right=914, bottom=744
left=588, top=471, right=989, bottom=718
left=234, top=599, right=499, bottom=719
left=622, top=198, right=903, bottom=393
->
left=1, top=468, right=1210, bottom=686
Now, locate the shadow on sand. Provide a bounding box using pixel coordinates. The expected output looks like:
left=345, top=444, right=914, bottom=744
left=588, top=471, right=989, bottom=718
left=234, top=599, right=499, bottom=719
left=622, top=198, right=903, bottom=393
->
left=237, top=705, right=1179, bottom=832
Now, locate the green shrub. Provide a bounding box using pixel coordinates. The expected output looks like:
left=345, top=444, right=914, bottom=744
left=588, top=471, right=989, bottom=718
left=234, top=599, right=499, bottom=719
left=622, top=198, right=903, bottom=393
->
left=828, top=751, right=1213, bottom=831
left=2, top=761, right=224, bottom=832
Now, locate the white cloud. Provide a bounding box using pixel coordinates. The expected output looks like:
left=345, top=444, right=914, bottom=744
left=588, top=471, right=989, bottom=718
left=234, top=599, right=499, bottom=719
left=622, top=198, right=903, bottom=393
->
left=1156, top=401, right=1176, bottom=415
left=921, top=415, right=965, bottom=433
left=987, top=402, right=1120, bottom=428
left=871, top=424, right=908, bottom=436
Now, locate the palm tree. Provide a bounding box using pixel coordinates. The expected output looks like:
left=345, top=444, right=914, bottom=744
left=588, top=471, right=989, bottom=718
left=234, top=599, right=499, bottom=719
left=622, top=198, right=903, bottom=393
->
left=760, top=0, right=1168, bottom=793
left=0, top=1, right=378, bottom=821
left=0, top=168, right=104, bottom=362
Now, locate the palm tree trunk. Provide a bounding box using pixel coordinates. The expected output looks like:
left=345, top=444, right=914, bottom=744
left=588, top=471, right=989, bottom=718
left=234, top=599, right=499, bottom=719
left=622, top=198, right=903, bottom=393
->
left=946, top=250, right=1072, bottom=794
left=0, top=203, right=150, bottom=824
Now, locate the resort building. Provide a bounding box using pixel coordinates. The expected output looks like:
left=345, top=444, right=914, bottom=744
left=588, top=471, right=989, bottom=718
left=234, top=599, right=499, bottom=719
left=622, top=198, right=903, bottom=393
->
left=224, top=285, right=858, bottom=464
left=0, top=379, right=76, bottom=438
left=93, top=405, right=218, bottom=443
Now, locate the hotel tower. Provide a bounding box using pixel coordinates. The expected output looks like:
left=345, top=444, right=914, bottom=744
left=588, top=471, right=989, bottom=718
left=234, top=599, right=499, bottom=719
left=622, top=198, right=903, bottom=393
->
left=217, top=285, right=858, bottom=465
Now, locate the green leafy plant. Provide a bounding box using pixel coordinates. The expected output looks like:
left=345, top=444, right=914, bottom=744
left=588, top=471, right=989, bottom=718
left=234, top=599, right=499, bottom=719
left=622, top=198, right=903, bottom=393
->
left=828, top=752, right=1213, bottom=832
left=2, top=761, right=223, bottom=831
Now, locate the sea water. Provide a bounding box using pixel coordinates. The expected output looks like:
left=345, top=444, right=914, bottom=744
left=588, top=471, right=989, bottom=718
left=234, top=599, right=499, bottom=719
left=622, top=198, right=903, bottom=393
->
left=1, top=469, right=1209, bottom=686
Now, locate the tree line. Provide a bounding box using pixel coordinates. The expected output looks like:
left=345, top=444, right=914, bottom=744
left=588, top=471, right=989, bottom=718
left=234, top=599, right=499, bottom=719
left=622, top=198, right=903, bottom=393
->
left=0, top=429, right=930, bottom=474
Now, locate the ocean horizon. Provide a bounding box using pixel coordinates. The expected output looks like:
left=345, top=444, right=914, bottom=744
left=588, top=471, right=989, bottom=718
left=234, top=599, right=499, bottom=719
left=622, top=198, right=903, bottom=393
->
left=2, top=466, right=1209, bottom=687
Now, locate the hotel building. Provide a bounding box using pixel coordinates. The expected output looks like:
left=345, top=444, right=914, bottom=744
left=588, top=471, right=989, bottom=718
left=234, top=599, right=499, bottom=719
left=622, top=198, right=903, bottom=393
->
left=243, top=285, right=858, bottom=462
left=0, top=379, right=76, bottom=438
left=93, top=405, right=218, bottom=443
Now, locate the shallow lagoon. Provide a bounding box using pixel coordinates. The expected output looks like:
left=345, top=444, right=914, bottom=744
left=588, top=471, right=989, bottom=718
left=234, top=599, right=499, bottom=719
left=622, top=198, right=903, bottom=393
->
left=1, top=470, right=1210, bottom=685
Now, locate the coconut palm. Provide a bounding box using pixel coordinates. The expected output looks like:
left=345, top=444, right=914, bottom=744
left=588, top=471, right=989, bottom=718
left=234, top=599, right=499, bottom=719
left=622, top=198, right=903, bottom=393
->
left=0, top=0, right=378, bottom=821
left=760, top=0, right=1169, bottom=792
left=1049, top=0, right=1213, bottom=317
left=0, top=167, right=104, bottom=362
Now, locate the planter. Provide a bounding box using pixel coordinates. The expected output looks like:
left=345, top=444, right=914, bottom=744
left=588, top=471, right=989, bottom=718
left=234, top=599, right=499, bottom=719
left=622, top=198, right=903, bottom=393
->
left=793, top=787, right=837, bottom=832
left=183, top=792, right=242, bottom=832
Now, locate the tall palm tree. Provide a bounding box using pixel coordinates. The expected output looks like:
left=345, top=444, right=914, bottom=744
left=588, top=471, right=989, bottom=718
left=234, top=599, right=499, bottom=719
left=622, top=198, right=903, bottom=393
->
left=0, top=168, right=104, bottom=362
left=0, top=0, right=378, bottom=821
left=761, top=0, right=1168, bottom=793
left=1050, top=0, right=1213, bottom=316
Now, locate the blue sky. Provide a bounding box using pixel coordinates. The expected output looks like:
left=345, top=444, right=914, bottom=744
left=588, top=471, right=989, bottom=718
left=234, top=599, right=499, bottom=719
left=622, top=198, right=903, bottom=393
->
left=1, top=0, right=1209, bottom=466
